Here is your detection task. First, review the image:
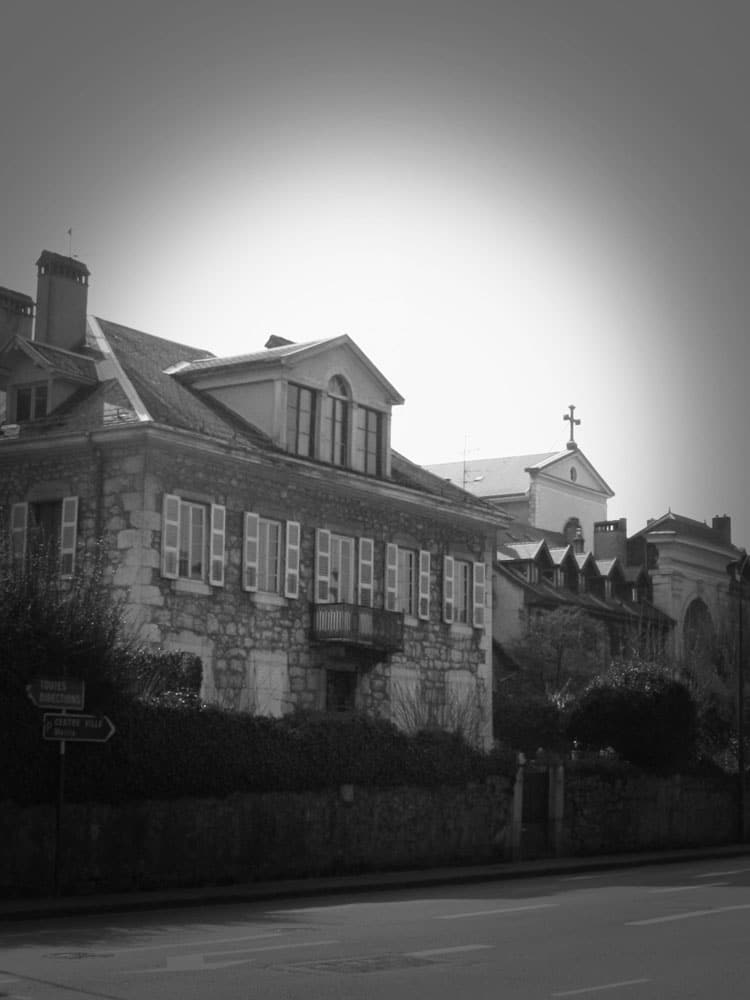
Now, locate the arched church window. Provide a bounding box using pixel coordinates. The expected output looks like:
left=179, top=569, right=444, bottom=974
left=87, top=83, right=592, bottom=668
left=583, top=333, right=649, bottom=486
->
left=570, top=466, right=577, bottom=482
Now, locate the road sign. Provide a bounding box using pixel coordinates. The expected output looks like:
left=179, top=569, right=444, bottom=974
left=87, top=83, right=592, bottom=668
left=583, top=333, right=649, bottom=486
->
left=42, top=713, right=115, bottom=743
left=27, top=677, right=85, bottom=711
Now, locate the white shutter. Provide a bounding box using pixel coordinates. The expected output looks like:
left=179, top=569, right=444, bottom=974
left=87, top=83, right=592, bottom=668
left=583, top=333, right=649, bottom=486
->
left=418, top=549, right=431, bottom=620
left=243, top=512, right=259, bottom=591
left=385, top=543, right=398, bottom=612
left=60, top=496, right=78, bottom=577
left=358, top=537, right=374, bottom=607
left=209, top=504, right=226, bottom=586
left=472, top=561, right=486, bottom=629
left=10, top=502, right=28, bottom=561
left=285, top=520, right=301, bottom=598
left=162, top=494, right=180, bottom=579
left=316, top=528, right=331, bottom=602
left=443, top=555, right=455, bottom=623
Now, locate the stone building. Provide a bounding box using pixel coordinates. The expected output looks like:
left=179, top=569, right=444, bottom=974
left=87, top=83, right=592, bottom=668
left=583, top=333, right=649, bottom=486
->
left=0, top=251, right=504, bottom=746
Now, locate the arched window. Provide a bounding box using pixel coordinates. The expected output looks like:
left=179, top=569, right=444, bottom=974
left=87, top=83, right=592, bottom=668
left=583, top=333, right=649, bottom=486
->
left=323, top=375, right=350, bottom=466
left=683, top=598, right=715, bottom=668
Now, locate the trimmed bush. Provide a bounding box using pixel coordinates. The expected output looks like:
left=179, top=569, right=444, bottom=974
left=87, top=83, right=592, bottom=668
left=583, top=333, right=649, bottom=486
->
left=567, top=662, right=698, bottom=771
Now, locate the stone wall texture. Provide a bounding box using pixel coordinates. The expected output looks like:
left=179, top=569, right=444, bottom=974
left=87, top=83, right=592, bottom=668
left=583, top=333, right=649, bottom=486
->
left=0, top=777, right=512, bottom=898
left=561, top=769, right=739, bottom=856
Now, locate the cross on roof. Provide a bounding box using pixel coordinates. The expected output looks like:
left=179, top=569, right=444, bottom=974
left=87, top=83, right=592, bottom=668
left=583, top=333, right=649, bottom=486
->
left=563, top=404, right=580, bottom=449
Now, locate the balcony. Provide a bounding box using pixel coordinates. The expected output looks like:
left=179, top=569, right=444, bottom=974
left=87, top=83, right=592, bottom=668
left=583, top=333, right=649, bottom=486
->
left=312, top=603, right=404, bottom=653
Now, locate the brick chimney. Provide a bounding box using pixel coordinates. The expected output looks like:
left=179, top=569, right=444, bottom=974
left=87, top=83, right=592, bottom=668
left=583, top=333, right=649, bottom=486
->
left=34, top=251, right=90, bottom=350
left=593, top=517, right=628, bottom=562
left=712, top=515, right=732, bottom=546
left=0, top=286, right=34, bottom=343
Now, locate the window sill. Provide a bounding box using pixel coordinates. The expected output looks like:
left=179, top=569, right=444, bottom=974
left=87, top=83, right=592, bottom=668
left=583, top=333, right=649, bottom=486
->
left=402, top=615, right=419, bottom=627
left=251, top=591, right=288, bottom=608
left=174, top=578, right=211, bottom=596
left=450, top=622, right=474, bottom=638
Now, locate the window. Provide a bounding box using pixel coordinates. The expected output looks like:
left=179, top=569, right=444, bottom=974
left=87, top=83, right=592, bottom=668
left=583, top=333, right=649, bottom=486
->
left=243, top=514, right=301, bottom=597
left=9, top=497, right=78, bottom=575
left=162, top=494, right=225, bottom=585
left=286, top=383, right=316, bottom=458
left=453, top=559, right=472, bottom=624
left=15, top=383, right=48, bottom=421
left=443, top=556, right=486, bottom=628
left=386, top=544, right=430, bottom=619
left=322, top=376, right=349, bottom=466
left=354, top=406, right=382, bottom=476
left=316, top=530, right=376, bottom=605
left=397, top=548, right=417, bottom=615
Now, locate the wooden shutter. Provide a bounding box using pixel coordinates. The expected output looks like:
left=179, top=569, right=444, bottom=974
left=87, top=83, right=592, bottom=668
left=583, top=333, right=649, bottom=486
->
left=316, top=528, right=331, bottom=602
left=59, top=496, right=78, bottom=577
left=472, top=561, right=486, bottom=629
left=358, top=537, right=374, bottom=607
left=285, top=520, right=301, bottom=598
left=10, top=502, right=28, bottom=561
left=243, top=512, right=259, bottom=591
left=418, top=549, right=431, bottom=620
left=162, top=494, right=180, bottom=579
left=209, top=504, right=226, bottom=586
left=443, top=555, right=455, bottom=623
left=385, top=542, right=398, bottom=612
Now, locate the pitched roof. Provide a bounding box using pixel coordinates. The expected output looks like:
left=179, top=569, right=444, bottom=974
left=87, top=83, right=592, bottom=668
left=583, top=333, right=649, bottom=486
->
left=631, top=511, right=736, bottom=548
left=96, top=319, right=273, bottom=448
left=425, top=452, right=557, bottom=497
left=173, top=333, right=405, bottom=405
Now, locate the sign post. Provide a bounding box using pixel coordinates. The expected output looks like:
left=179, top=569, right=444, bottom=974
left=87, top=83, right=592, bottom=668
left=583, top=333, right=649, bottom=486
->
left=27, top=677, right=116, bottom=895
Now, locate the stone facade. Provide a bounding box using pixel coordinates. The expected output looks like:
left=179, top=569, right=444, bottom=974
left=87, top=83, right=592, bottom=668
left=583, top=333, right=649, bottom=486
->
left=1, top=423, right=497, bottom=742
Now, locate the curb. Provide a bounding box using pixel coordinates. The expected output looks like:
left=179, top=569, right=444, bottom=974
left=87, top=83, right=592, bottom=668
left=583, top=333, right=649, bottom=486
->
left=2, top=843, right=750, bottom=922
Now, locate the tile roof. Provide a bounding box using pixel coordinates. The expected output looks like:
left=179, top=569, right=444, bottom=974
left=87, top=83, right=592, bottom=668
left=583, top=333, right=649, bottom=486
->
left=97, top=319, right=272, bottom=448
left=424, top=452, right=558, bottom=497
left=632, top=511, right=736, bottom=548
left=24, top=341, right=98, bottom=382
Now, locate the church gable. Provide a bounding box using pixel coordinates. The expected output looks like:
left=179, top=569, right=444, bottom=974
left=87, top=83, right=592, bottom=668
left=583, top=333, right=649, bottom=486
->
left=531, top=450, right=614, bottom=498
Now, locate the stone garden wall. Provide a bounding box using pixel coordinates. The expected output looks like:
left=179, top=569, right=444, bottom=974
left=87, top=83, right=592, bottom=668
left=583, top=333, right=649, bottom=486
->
left=0, top=777, right=513, bottom=898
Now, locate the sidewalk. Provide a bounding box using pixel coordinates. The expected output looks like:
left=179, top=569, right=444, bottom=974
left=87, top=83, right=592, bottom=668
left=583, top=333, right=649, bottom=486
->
left=2, top=843, right=750, bottom=922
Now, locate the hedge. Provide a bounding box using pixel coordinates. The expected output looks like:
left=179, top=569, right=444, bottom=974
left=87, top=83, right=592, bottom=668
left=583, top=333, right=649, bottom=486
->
left=1, top=693, right=515, bottom=806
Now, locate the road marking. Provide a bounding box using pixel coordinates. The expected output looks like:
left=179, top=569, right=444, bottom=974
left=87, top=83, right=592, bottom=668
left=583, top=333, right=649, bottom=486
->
left=407, top=944, right=492, bottom=958
left=628, top=902, right=750, bottom=925
left=107, top=930, right=283, bottom=955
left=695, top=867, right=750, bottom=878
left=560, top=874, right=599, bottom=881
left=648, top=882, right=729, bottom=893
left=124, top=938, right=340, bottom=975
left=552, top=978, right=651, bottom=996
left=437, top=902, right=558, bottom=919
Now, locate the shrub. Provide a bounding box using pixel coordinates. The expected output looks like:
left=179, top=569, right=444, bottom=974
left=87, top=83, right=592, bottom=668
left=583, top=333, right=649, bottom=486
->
left=567, top=661, right=698, bottom=771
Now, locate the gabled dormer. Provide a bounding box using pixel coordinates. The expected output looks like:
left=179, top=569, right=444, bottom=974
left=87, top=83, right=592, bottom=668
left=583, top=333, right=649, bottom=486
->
left=497, top=538, right=553, bottom=586
left=170, top=334, right=404, bottom=479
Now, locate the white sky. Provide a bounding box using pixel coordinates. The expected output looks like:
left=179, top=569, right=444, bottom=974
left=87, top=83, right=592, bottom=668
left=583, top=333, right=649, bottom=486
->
left=2, top=1, right=749, bottom=545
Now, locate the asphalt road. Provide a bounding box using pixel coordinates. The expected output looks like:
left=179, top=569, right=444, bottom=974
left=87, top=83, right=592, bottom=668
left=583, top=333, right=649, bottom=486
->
left=2, top=857, right=750, bottom=999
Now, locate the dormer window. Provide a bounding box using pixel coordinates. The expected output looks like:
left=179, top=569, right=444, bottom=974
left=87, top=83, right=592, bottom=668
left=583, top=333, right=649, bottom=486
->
left=15, top=383, right=48, bottom=421
left=286, top=383, right=316, bottom=458
left=323, top=376, right=350, bottom=467
left=354, top=405, right=382, bottom=476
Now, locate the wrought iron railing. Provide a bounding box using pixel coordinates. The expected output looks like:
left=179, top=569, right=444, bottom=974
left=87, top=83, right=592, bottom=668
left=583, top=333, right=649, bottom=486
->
left=312, top=603, right=404, bottom=652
